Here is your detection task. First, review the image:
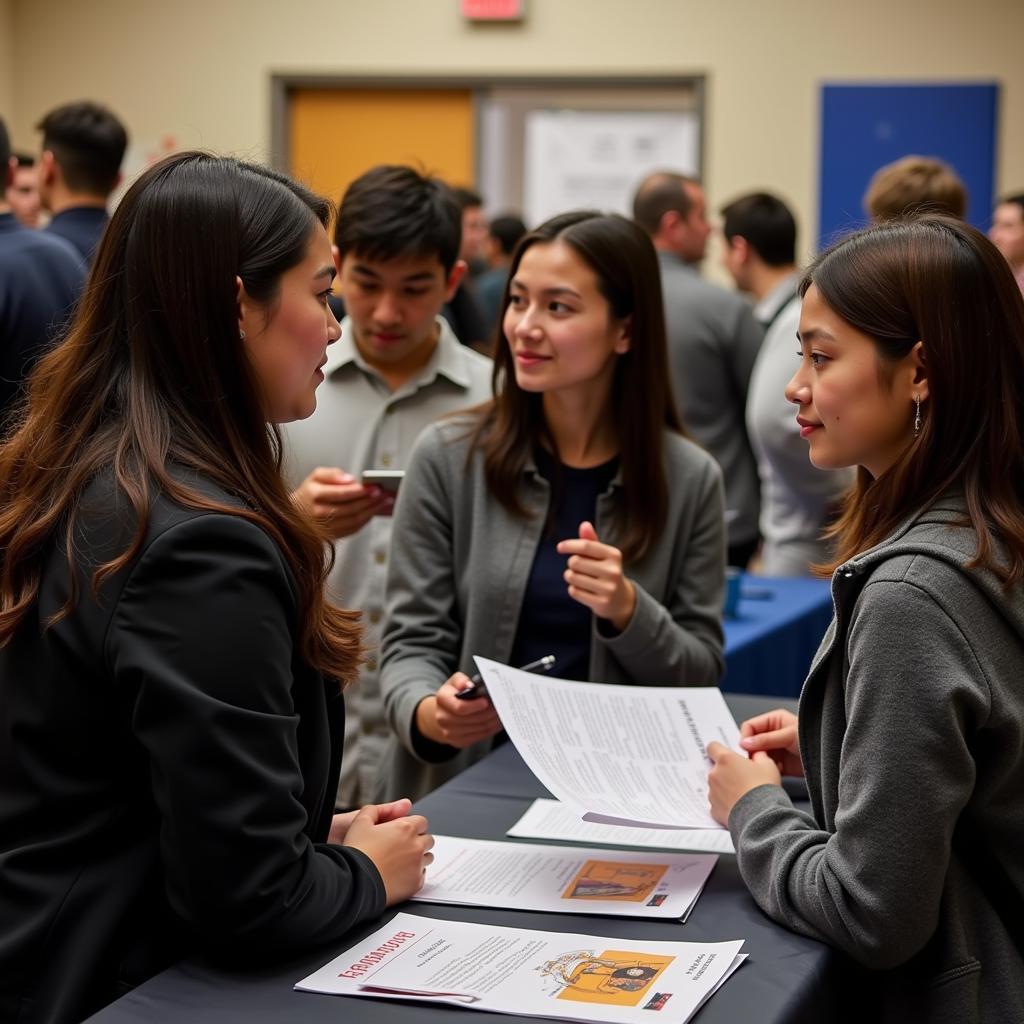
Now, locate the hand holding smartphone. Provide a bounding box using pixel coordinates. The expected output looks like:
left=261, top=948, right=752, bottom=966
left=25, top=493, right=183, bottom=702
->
left=361, top=469, right=404, bottom=494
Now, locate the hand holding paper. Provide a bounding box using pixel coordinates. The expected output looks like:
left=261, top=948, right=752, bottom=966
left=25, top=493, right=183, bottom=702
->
left=739, top=708, right=804, bottom=776
left=706, top=742, right=782, bottom=826
left=474, top=657, right=744, bottom=830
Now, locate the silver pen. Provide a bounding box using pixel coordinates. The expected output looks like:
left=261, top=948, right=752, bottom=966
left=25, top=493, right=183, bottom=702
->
left=454, top=655, right=556, bottom=701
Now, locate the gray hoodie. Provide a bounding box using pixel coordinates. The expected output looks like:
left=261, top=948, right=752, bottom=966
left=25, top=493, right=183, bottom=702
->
left=728, top=494, right=1024, bottom=1022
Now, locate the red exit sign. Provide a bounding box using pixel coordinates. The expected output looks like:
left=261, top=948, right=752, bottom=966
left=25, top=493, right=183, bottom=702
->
left=461, top=0, right=526, bottom=20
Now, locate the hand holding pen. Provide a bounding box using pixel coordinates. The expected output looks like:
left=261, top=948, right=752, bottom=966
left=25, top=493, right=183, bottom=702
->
left=454, top=655, right=556, bottom=701
left=416, top=656, right=557, bottom=751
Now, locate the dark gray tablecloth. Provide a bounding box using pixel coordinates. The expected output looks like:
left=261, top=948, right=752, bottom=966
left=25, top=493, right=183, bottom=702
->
left=85, top=693, right=836, bottom=1024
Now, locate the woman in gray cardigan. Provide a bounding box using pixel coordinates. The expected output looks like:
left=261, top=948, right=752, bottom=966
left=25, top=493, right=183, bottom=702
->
left=707, top=217, right=1024, bottom=1022
left=379, top=212, right=726, bottom=802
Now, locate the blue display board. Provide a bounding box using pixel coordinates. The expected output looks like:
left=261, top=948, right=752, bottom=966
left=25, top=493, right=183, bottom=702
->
left=818, top=83, right=998, bottom=249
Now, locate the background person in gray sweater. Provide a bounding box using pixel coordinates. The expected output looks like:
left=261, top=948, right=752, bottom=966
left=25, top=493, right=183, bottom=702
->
left=379, top=212, right=726, bottom=801
left=706, top=217, right=1024, bottom=1022
left=632, top=172, right=765, bottom=567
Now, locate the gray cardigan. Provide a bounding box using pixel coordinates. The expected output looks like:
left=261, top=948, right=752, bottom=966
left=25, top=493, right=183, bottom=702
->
left=377, top=416, right=726, bottom=801
left=728, top=495, right=1024, bottom=1022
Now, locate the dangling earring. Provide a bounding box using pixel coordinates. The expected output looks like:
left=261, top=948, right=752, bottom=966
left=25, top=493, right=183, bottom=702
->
left=913, top=395, right=922, bottom=437
left=239, top=329, right=246, bottom=341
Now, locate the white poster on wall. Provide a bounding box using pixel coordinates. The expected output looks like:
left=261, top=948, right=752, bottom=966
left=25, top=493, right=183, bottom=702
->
left=524, top=109, right=699, bottom=227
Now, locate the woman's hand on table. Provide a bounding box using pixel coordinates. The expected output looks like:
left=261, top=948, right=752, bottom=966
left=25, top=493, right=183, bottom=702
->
left=707, top=741, right=782, bottom=826
left=342, top=798, right=434, bottom=905
left=329, top=798, right=412, bottom=845
left=415, top=673, right=503, bottom=749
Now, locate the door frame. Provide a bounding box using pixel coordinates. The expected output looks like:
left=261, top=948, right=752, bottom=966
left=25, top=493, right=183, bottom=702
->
left=269, top=73, right=706, bottom=186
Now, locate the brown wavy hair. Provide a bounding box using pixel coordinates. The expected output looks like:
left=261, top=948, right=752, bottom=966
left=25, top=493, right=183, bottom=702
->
left=0, top=151, right=362, bottom=681
left=472, top=211, right=682, bottom=563
left=804, top=215, right=1024, bottom=586
left=863, top=156, right=967, bottom=221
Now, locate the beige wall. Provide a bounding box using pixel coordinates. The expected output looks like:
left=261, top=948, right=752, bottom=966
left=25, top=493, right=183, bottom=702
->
left=7, top=0, right=1024, bottom=258
left=0, top=0, right=14, bottom=135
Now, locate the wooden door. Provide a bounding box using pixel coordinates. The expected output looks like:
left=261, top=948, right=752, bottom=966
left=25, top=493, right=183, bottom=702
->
left=288, top=87, right=475, bottom=205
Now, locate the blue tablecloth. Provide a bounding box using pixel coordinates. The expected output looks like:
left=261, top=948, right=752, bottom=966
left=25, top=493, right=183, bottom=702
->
left=722, top=576, right=833, bottom=697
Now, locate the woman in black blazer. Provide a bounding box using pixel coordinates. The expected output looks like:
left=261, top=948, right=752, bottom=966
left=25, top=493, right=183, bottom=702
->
left=0, top=153, right=433, bottom=1024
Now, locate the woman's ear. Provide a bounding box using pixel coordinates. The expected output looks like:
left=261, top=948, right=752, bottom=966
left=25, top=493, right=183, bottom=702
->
left=236, top=275, right=256, bottom=343
left=614, top=315, right=632, bottom=355
left=910, top=340, right=929, bottom=403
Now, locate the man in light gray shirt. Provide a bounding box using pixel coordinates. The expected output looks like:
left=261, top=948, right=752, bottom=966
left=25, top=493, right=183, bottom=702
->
left=284, top=166, right=493, bottom=808
left=720, top=192, right=851, bottom=575
left=633, top=172, right=764, bottom=567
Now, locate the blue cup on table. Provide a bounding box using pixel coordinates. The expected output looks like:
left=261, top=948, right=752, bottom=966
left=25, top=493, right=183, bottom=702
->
left=724, top=566, right=742, bottom=618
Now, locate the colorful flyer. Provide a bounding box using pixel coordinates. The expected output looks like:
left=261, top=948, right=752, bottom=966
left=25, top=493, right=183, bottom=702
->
left=411, top=835, right=716, bottom=920
left=296, top=912, right=746, bottom=1024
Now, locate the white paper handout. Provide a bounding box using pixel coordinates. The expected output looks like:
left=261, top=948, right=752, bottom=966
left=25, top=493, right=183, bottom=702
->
left=296, top=912, right=746, bottom=1024
left=474, top=657, right=742, bottom=830
left=508, top=800, right=736, bottom=855
left=410, top=835, right=717, bottom=921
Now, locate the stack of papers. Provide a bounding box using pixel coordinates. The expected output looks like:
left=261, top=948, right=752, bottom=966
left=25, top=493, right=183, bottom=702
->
left=412, top=835, right=717, bottom=920
left=297, top=912, right=746, bottom=1024
left=297, top=662, right=753, bottom=1024
left=508, top=800, right=736, bottom=855
left=473, top=657, right=743, bottom=830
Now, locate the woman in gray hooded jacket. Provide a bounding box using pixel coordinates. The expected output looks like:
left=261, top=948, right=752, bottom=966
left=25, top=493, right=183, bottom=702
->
left=707, top=216, right=1024, bottom=1023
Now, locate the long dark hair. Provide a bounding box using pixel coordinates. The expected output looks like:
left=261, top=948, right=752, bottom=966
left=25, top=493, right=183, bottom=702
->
left=472, top=211, right=681, bottom=562
left=0, top=151, right=361, bottom=681
left=804, top=215, right=1024, bottom=585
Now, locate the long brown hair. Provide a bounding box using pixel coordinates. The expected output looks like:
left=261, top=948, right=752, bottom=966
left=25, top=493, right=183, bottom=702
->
left=805, top=215, right=1024, bottom=585
left=0, top=152, right=361, bottom=681
left=473, top=211, right=682, bottom=563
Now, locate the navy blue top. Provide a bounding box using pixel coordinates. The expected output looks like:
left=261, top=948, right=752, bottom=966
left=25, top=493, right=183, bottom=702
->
left=475, top=266, right=509, bottom=336
left=509, top=447, right=620, bottom=681
left=442, top=280, right=487, bottom=348
left=44, top=206, right=109, bottom=264
left=0, top=213, right=85, bottom=420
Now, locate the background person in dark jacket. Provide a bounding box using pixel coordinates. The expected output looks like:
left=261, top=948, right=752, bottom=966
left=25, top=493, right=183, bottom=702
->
left=441, top=185, right=489, bottom=349
left=707, top=217, right=1024, bottom=1023
left=37, top=100, right=128, bottom=264
left=476, top=212, right=527, bottom=338
left=0, top=152, right=433, bottom=1024
left=633, top=172, right=765, bottom=567
left=0, top=116, right=84, bottom=426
